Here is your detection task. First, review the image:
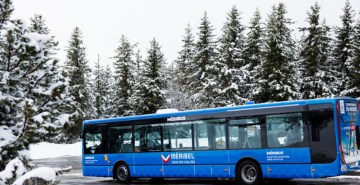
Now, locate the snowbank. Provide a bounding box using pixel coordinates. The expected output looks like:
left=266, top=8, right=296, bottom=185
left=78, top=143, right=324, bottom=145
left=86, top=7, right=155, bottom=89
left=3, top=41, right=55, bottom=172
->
left=29, top=142, right=82, bottom=159
left=0, top=158, right=25, bottom=183
left=12, top=167, right=55, bottom=185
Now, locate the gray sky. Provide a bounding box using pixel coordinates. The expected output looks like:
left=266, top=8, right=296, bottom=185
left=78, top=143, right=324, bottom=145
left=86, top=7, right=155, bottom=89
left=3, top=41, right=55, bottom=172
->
left=12, top=0, right=360, bottom=69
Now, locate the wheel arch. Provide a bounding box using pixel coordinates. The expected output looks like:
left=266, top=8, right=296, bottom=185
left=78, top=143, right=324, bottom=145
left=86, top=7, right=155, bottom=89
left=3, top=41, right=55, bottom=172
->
left=235, top=157, right=263, bottom=178
left=112, top=160, right=130, bottom=178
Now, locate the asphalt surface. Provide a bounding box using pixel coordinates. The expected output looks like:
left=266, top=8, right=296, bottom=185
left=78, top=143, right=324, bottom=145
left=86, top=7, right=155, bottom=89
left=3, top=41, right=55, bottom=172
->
left=32, top=156, right=360, bottom=185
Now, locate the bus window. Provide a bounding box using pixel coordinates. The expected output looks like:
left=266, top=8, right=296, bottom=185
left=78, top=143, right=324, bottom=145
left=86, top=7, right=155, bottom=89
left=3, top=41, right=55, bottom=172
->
left=134, top=125, right=161, bottom=152
left=194, top=119, right=226, bottom=150
left=229, top=125, right=262, bottom=149
left=108, top=126, right=133, bottom=153
left=162, top=123, right=192, bottom=151
left=84, top=127, right=104, bottom=154
left=266, top=113, right=304, bottom=148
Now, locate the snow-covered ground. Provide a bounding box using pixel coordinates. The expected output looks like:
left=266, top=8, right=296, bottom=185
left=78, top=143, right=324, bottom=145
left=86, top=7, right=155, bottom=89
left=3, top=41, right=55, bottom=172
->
left=29, top=142, right=82, bottom=159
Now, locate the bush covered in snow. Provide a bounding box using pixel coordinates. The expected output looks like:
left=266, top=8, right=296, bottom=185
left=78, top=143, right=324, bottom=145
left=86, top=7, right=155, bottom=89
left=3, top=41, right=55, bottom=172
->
left=0, top=158, right=71, bottom=185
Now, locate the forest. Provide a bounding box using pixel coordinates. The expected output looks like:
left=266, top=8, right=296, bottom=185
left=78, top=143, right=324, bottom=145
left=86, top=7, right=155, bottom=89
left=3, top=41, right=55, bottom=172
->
left=0, top=0, right=360, bottom=177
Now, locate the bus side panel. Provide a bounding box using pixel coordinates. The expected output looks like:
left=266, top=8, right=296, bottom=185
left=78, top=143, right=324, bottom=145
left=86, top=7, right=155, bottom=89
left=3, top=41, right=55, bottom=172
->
left=133, top=165, right=164, bottom=177
left=193, top=151, right=228, bottom=164
left=228, top=149, right=267, bottom=164
left=134, top=152, right=162, bottom=165
left=108, top=153, right=134, bottom=166
left=83, top=166, right=111, bottom=177
left=312, top=159, right=342, bottom=178
left=268, top=164, right=312, bottom=178
left=194, top=165, right=212, bottom=177
left=211, top=165, right=230, bottom=178
left=293, top=148, right=311, bottom=163
left=163, top=165, right=195, bottom=177
left=261, top=164, right=268, bottom=178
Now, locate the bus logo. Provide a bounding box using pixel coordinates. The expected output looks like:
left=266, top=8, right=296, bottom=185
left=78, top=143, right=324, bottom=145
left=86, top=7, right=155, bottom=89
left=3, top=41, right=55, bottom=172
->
left=161, top=155, right=170, bottom=163
left=167, top=116, right=186, bottom=122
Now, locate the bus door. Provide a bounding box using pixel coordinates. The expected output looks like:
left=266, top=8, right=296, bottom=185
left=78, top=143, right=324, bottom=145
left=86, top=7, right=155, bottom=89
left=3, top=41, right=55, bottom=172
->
left=83, top=125, right=109, bottom=177
left=336, top=100, right=360, bottom=168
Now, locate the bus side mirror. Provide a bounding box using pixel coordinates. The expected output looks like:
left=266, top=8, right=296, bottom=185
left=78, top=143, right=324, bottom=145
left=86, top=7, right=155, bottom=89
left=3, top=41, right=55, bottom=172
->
left=80, top=130, right=84, bottom=139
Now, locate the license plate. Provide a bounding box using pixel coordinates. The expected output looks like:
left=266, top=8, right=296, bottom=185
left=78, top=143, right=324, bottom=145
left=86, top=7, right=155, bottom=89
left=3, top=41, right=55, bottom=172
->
left=349, top=161, right=359, bottom=168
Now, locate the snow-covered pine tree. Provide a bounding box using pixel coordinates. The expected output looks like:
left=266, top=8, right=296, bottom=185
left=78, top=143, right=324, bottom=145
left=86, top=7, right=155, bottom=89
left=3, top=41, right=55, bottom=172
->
left=0, top=0, right=13, bottom=30
left=102, top=64, right=115, bottom=118
left=91, top=55, right=107, bottom=119
left=192, top=11, right=217, bottom=108
left=62, top=27, right=92, bottom=143
left=134, top=49, right=143, bottom=82
left=0, top=0, right=76, bottom=170
left=29, top=14, right=49, bottom=34
left=129, top=38, right=167, bottom=114
left=244, top=7, right=265, bottom=100
left=213, top=5, right=249, bottom=107
left=252, top=3, right=299, bottom=103
left=333, top=0, right=356, bottom=95
left=112, top=35, right=136, bottom=116
left=298, top=2, right=334, bottom=99
left=341, top=10, right=360, bottom=99
left=175, top=23, right=196, bottom=88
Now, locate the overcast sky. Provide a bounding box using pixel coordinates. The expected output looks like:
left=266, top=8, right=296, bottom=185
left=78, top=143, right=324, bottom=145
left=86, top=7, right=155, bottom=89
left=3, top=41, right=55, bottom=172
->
left=12, top=0, right=360, bottom=69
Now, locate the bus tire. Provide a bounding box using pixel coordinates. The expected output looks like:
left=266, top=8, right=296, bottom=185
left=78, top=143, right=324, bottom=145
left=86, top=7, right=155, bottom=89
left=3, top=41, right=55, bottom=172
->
left=114, top=163, right=131, bottom=183
left=237, top=160, right=262, bottom=185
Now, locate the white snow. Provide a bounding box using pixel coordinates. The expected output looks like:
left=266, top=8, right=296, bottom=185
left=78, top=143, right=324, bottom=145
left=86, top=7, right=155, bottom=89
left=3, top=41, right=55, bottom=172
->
left=156, top=109, right=179, bottom=114
left=29, top=142, right=82, bottom=159
left=0, top=158, right=25, bottom=183
left=12, top=167, right=55, bottom=185
left=328, top=175, right=360, bottom=179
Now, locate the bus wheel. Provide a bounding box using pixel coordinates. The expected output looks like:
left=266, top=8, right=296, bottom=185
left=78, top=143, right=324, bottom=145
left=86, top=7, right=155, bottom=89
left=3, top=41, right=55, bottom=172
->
left=237, top=160, right=262, bottom=185
left=114, top=163, right=131, bottom=183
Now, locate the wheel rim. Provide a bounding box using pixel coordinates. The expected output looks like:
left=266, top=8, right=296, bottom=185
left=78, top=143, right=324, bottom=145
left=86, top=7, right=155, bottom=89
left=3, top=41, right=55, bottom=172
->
left=241, top=164, right=257, bottom=183
left=117, top=165, right=128, bottom=181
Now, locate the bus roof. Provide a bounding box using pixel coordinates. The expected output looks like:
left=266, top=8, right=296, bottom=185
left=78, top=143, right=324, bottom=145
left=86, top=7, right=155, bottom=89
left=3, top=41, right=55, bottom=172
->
left=83, top=97, right=357, bottom=125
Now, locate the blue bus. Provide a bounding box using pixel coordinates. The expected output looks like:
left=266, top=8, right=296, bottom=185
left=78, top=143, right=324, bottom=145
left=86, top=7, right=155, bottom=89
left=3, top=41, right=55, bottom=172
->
left=81, top=97, right=360, bottom=185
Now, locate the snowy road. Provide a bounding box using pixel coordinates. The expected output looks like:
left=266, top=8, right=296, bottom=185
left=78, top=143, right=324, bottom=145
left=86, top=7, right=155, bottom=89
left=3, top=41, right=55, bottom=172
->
left=32, top=156, right=360, bottom=185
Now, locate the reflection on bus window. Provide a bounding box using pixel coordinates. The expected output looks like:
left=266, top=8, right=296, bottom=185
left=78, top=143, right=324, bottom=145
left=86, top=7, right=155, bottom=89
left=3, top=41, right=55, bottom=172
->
left=229, top=125, right=261, bottom=149
left=134, top=125, right=161, bottom=152
left=108, top=126, right=133, bottom=153
left=229, top=118, right=260, bottom=125
left=162, top=123, right=192, bottom=151
left=84, top=128, right=103, bottom=154
left=194, top=119, right=226, bottom=150
left=266, top=113, right=304, bottom=148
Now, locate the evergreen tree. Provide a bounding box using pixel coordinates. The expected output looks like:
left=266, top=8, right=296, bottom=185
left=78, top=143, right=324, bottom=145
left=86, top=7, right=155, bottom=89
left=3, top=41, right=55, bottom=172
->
left=191, top=11, right=217, bottom=108
left=0, top=0, right=76, bottom=170
left=112, top=35, right=136, bottom=116
left=63, top=27, right=92, bottom=143
left=134, top=49, right=144, bottom=82
left=29, top=14, right=49, bottom=34
left=213, top=5, right=249, bottom=107
left=333, top=0, right=356, bottom=95
left=0, top=0, right=13, bottom=30
left=129, top=38, right=167, bottom=114
left=91, top=55, right=107, bottom=119
left=244, top=8, right=265, bottom=100
left=103, top=64, right=115, bottom=118
left=175, top=23, right=196, bottom=87
left=252, top=3, right=299, bottom=103
left=341, top=10, right=360, bottom=99
left=298, top=2, right=334, bottom=99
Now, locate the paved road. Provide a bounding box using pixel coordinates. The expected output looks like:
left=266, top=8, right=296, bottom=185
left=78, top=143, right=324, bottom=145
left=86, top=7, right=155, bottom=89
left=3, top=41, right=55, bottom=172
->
left=32, top=156, right=360, bottom=185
